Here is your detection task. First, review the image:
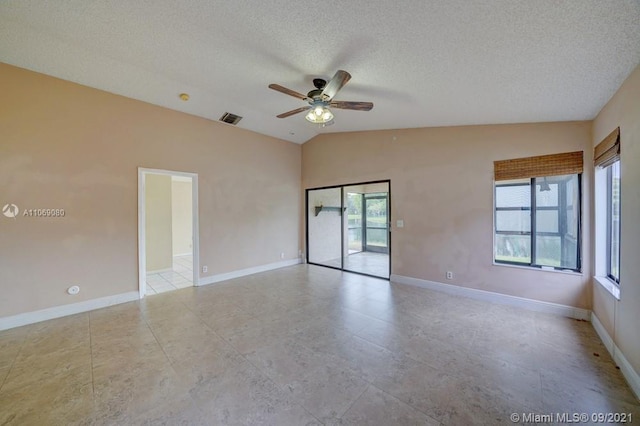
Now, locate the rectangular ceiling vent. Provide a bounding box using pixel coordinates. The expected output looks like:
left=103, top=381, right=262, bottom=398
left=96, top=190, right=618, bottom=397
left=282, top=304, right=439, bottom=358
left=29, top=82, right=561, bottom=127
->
left=219, top=112, right=243, bottom=125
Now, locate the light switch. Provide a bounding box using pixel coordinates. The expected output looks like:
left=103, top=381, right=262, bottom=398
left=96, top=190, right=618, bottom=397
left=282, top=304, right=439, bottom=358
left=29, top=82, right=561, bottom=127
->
left=396, top=220, right=404, bottom=228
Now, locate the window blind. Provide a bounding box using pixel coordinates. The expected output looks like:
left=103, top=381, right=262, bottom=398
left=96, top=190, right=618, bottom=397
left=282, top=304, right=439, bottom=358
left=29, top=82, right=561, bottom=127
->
left=494, top=151, right=584, bottom=181
left=594, top=127, right=620, bottom=168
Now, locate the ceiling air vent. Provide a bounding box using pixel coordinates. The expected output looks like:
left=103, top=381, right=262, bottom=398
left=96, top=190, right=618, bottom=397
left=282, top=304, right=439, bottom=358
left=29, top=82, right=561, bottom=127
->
left=219, top=112, right=243, bottom=125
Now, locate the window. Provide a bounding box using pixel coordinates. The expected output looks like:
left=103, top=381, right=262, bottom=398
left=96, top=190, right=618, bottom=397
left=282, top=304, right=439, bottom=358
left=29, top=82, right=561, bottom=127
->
left=594, top=127, right=621, bottom=290
left=495, top=174, right=581, bottom=271
left=606, top=161, right=621, bottom=283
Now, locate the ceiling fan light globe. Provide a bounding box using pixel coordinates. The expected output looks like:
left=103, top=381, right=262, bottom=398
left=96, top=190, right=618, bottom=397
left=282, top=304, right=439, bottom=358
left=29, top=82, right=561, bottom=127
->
left=305, top=111, right=315, bottom=122
left=322, top=111, right=333, bottom=121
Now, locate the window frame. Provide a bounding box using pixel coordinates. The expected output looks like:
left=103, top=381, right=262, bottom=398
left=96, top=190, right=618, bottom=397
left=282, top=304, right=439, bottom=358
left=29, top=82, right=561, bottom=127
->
left=494, top=174, right=582, bottom=272
left=606, top=162, right=621, bottom=284
left=494, top=180, right=532, bottom=265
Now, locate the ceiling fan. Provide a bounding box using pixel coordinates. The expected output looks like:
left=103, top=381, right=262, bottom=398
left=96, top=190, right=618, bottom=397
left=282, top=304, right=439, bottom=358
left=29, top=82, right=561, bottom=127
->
left=268, top=70, right=373, bottom=125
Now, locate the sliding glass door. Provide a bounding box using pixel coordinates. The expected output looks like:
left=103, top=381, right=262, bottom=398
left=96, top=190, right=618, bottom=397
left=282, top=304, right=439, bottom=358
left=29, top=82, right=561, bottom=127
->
left=307, top=181, right=390, bottom=279
left=307, top=187, right=342, bottom=269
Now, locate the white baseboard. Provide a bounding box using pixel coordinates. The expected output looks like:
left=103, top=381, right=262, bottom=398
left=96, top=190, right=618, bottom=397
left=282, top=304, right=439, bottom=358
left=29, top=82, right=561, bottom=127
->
left=198, top=258, right=301, bottom=286
left=0, top=291, right=140, bottom=331
left=390, top=274, right=591, bottom=321
left=590, top=312, right=615, bottom=354
left=591, top=313, right=640, bottom=400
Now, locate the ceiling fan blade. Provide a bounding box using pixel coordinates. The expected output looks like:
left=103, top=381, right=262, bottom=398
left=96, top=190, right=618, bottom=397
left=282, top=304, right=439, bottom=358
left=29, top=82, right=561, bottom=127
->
left=329, top=101, right=374, bottom=111
left=276, top=106, right=311, bottom=118
left=321, top=70, right=351, bottom=101
left=268, top=84, right=308, bottom=100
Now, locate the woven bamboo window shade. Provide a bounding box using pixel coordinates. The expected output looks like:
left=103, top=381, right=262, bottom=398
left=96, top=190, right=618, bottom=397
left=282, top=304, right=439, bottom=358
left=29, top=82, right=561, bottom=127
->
left=494, top=151, right=584, bottom=181
left=594, top=127, right=620, bottom=168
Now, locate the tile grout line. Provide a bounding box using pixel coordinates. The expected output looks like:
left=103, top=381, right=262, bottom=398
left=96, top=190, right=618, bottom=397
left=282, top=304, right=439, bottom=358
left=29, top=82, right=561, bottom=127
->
left=0, top=325, right=36, bottom=392
left=235, top=346, right=325, bottom=426
left=369, top=382, right=443, bottom=424
left=538, top=370, right=545, bottom=412
left=146, top=265, right=194, bottom=295
left=177, top=296, right=325, bottom=425
left=88, top=312, right=96, bottom=397
left=181, top=279, right=328, bottom=425
left=153, top=296, right=213, bottom=419
left=142, top=312, right=175, bottom=369
left=137, top=297, right=206, bottom=421
left=342, top=325, right=470, bottom=421
left=337, top=382, right=371, bottom=420
left=289, top=316, right=459, bottom=423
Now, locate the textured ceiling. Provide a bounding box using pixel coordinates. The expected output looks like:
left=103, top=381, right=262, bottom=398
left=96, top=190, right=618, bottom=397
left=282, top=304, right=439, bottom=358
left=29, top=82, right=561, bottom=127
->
left=1, top=0, right=639, bottom=143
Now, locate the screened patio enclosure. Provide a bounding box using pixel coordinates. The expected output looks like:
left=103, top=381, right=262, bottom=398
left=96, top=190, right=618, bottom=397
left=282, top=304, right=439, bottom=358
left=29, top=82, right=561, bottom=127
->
left=306, top=181, right=390, bottom=279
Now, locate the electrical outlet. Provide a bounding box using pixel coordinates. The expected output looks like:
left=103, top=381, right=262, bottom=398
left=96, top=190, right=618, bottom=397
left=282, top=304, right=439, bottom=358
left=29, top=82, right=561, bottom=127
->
left=446, top=271, right=453, bottom=280
left=202, top=265, right=208, bottom=273
left=280, top=252, right=285, bottom=259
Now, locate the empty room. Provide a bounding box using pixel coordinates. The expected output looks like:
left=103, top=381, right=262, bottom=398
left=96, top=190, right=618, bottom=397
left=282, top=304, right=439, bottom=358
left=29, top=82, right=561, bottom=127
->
left=1, top=1, right=639, bottom=424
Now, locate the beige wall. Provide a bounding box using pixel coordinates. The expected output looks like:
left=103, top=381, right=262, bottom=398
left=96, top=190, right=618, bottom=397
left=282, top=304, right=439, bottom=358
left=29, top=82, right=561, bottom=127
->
left=171, top=179, right=193, bottom=256
left=145, top=174, right=173, bottom=271
left=303, top=122, right=593, bottom=308
left=592, top=64, right=640, bottom=375
left=0, top=63, right=301, bottom=318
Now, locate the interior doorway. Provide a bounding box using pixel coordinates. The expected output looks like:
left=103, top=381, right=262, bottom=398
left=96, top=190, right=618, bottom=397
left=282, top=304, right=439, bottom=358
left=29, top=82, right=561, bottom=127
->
left=306, top=180, right=390, bottom=279
left=138, top=168, right=199, bottom=298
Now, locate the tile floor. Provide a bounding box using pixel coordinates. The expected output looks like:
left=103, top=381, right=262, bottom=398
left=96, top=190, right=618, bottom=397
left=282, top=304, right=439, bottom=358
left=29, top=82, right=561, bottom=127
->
left=0, top=265, right=638, bottom=425
left=321, top=252, right=390, bottom=279
left=145, top=255, right=193, bottom=295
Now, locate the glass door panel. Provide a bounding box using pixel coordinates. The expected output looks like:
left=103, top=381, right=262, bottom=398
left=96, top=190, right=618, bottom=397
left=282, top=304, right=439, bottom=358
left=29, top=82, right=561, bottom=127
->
left=341, top=183, right=390, bottom=278
left=364, top=194, right=389, bottom=254
left=307, top=187, right=343, bottom=269
left=346, top=192, right=363, bottom=254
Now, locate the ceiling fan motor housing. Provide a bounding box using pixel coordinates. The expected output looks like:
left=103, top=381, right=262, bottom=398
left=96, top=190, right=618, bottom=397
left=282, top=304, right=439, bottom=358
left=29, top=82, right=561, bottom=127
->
left=308, top=79, right=327, bottom=100
left=307, top=89, right=324, bottom=100
left=312, top=78, right=327, bottom=89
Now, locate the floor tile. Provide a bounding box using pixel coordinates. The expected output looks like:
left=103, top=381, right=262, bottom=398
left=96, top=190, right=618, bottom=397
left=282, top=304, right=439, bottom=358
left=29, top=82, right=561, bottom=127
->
left=0, top=326, right=31, bottom=370
left=285, top=359, right=370, bottom=423
left=173, top=280, right=193, bottom=289
left=245, top=337, right=341, bottom=387
left=337, top=385, right=440, bottom=425
left=541, top=369, right=640, bottom=415
left=93, top=363, right=186, bottom=423
left=455, top=354, right=544, bottom=411
left=186, top=357, right=320, bottom=425
left=0, top=378, right=93, bottom=425
left=444, top=377, right=534, bottom=426
left=0, top=264, right=637, bottom=424
left=0, top=367, right=9, bottom=389
left=133, top=395, right=208, bottom=425
left=145, top=274, right=167, bottom=284
left=1, top=344, right=92, bottom=393
left=371, top=354, right=454, bottom=421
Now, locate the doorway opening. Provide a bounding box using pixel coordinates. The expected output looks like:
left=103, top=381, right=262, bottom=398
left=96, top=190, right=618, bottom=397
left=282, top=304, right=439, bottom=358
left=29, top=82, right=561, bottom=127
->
left=138, top=168, right=199, bottom=298
left=306, top=180, right=390, bottom=279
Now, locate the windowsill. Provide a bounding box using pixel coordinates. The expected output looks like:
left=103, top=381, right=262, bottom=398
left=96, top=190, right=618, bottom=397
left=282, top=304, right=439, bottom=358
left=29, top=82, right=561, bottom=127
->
left=594, top=275, right=621, bottom=300
left=493, top=261, right=582, bottom=276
